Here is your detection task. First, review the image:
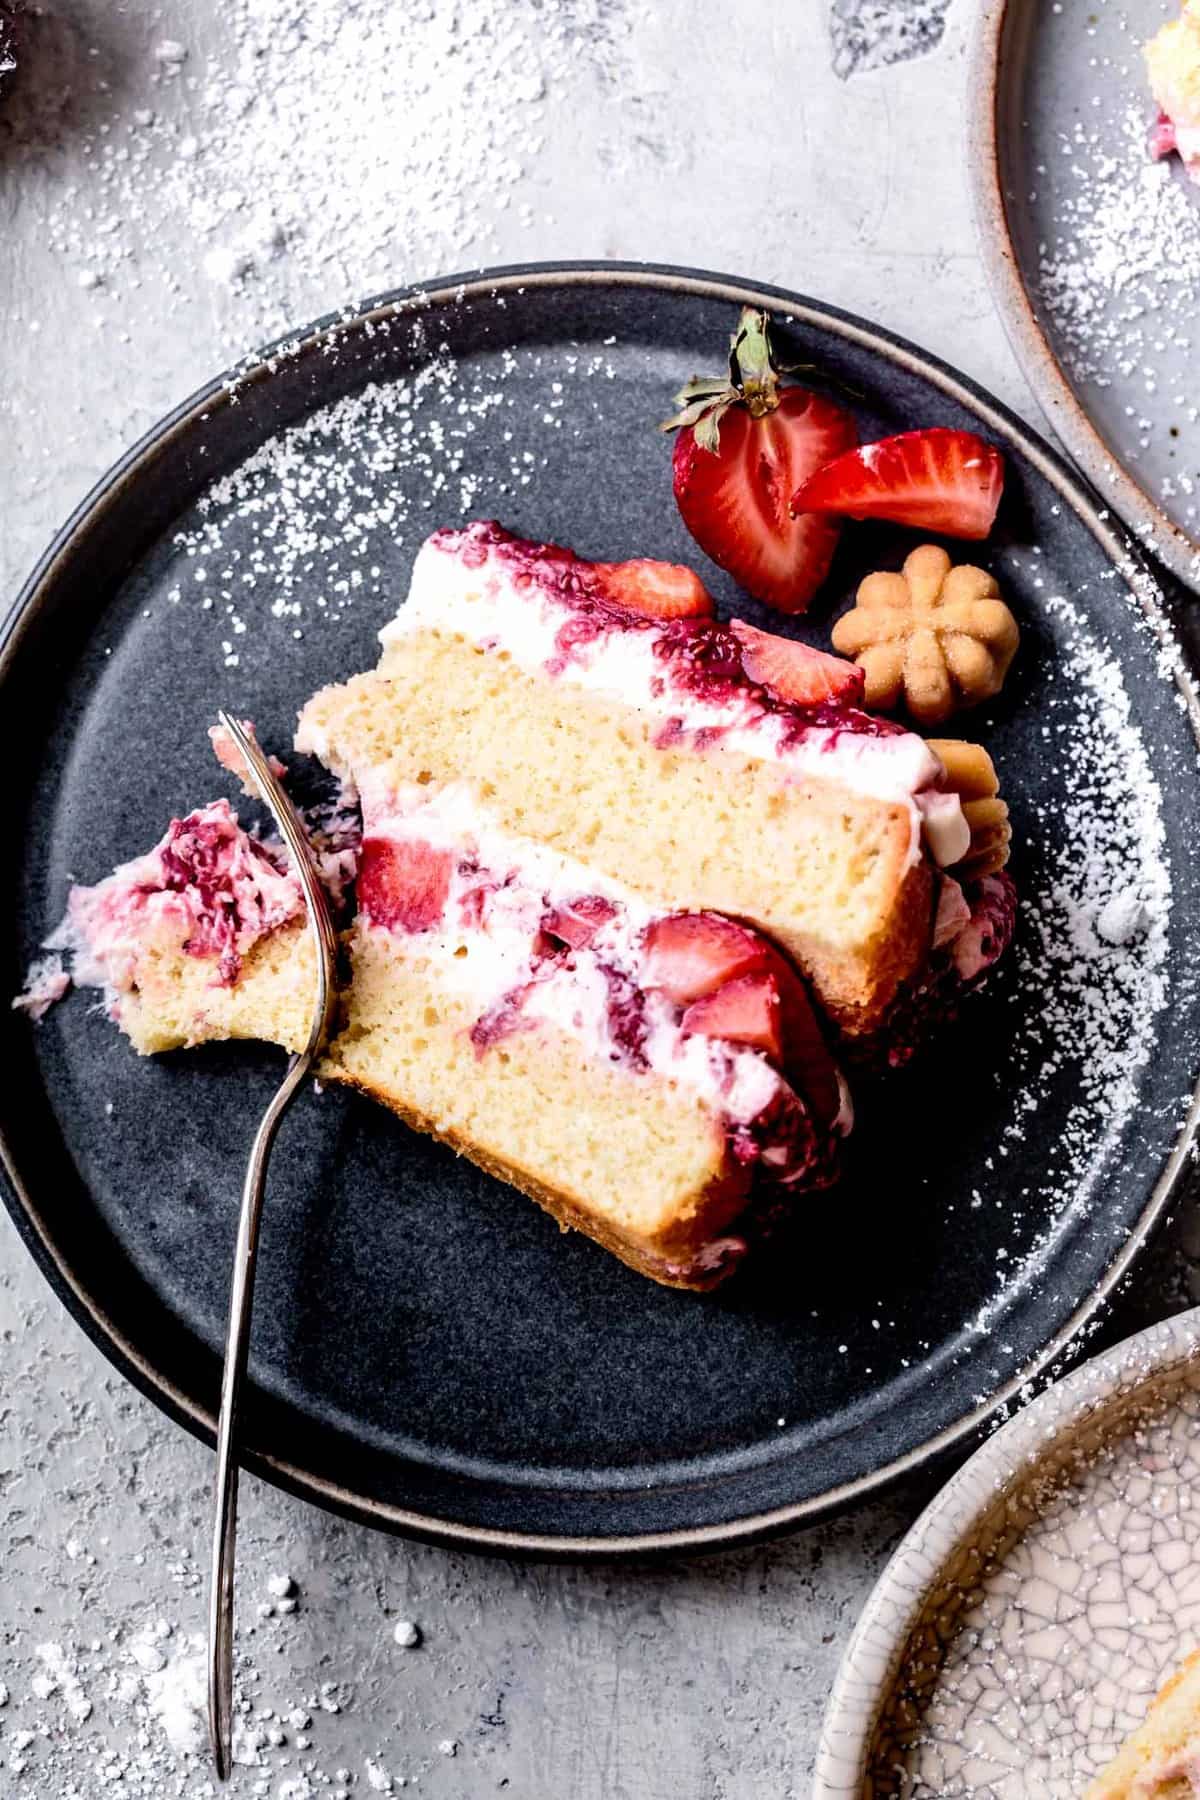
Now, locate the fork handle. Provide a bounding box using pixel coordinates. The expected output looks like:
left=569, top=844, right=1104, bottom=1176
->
left=208, top=1050, right=311, bottom=1781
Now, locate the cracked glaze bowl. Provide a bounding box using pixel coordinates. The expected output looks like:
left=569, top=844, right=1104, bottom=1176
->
left=815, top=1307, right=1200, bottom=1797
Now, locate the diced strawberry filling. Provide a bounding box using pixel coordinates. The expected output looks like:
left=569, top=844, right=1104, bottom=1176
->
left=541, top=895, right=618, bottom=950
left=358, top=837, right=454, bottom=934
left=682, top=971, right=784, bottom=1061
left=643, top=911, right=846, bottom=1132
left=600, top=963, right=650, bottom=1066
left=357, top=808, right=848, bottom=1200
left=469, top=982, right=537, bottom=1053
left=642, top=911, right=769, bottom=1003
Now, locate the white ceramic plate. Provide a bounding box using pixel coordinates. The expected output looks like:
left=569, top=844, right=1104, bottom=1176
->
left=815, top=1307, right=1200, bottom=1796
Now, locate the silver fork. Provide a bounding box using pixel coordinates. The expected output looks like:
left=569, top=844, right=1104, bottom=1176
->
left=206, top=712, right=340, bottom=1782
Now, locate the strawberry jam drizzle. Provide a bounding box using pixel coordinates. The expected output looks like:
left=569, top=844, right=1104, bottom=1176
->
left=432, top=521, right=892, bottom=742
left=852, top=871, right=1019, bottom=1073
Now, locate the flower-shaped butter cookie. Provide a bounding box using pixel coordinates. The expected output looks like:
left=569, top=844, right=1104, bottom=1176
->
left=831, top=544, right=1019, bottom=726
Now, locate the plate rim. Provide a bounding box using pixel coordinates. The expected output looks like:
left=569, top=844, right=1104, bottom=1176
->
left=3, top=258, right=1199, bottom=1558
left=968, top=0, right=1200, bottom=595
left=812, top=1303, right=1200, bottom=1795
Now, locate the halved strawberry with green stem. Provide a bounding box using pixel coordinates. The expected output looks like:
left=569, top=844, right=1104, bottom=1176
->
left=791, top=427, right=1004, bottom=541
left=661, top=308, right=857, bottom=614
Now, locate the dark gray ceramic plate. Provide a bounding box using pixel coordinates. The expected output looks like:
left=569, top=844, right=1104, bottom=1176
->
left=3, top=263, right=1200, bottom=1556
left=972, top=0, right=1200, bottom=591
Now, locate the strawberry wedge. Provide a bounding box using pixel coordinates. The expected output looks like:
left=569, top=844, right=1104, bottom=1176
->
left=730, top=619, right=864, bottom=708
left=642, top=912, right=769, bottom=1004
left=590, top=558, right=714, bottom=620
left=681, top=971, right=784, bottom=1061
left=791, top=427, right=1005, bottom=542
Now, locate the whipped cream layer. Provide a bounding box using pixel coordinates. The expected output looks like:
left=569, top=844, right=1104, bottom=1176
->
left=357, top=776, right=846, bottom=1184
left=56, top=800, right=305, bottom=1004
left=379, top=521, right=968, bottom=868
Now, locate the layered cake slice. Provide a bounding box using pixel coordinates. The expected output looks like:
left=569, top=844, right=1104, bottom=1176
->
left=50, top=775, right=850, bottom=1289
left=1147, top=1, right=1200, bottom=183
left=297, top=522, right=972, bottom=1046
left=26, top=527, right=1016, bottom=1291
left=322, top=776, right=850, bottom=1288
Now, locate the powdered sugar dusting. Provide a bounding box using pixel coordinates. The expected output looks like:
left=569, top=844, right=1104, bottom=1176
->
left=135, top=1626, right=206, bottom=1755
left=959, top=578, right=1175, bottom=1337
left=0, top=1589, right=438, bottom=1794
left=15, top=0, right=623, bottom=347
left=164, top=337, right=618, bottom=669
left=1038, top=100, right=1200, bottom=406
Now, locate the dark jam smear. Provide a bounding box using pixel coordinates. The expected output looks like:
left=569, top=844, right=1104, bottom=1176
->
left=469, top=984, right=537, bottom=1055
left=598, top=963, right=648, bottom=1069
left=155, top=809, right=291, bottom=983
left=731, top=1087, right=840, bottom=1192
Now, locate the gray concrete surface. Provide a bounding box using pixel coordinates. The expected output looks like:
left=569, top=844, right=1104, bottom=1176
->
left=2, top=2, right=1198, bottom=1795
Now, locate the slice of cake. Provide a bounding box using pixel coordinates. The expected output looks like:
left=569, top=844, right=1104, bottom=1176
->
left=297, top=522, right=972, bottom=1047
left=320, top=774, right=851, bottom=1288
left=51, top=799, right=316, bottom=1055
left=51, top=775, right=850, bottom=1289
left=1086, top=1648, right=1200, bottom=1797
left=1147, top=2, right=1200, bottom=183
left=26, top=529, right=1016, bottom=1291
